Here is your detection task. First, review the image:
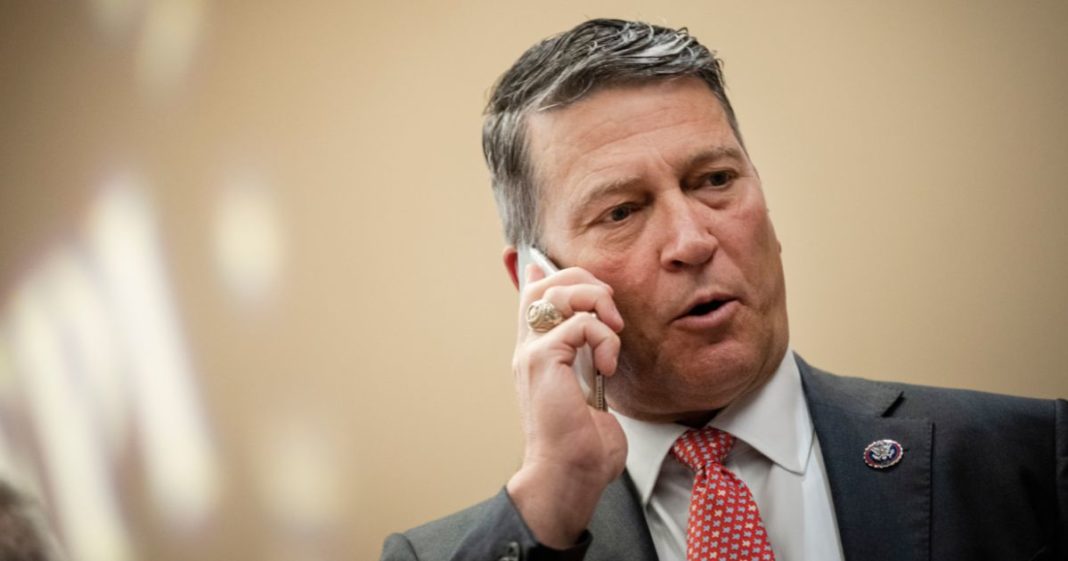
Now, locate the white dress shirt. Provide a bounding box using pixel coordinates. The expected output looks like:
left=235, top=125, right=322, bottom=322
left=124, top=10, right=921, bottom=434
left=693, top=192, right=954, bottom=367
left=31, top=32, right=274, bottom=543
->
left=611, top=349, right=845, bottom=561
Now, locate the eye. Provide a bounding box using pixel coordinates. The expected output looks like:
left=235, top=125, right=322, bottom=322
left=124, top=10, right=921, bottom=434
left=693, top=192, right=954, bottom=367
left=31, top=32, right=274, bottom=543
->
left=605, top=203, right=638, bottom=223
left=704, top=170, right=736, bottom=189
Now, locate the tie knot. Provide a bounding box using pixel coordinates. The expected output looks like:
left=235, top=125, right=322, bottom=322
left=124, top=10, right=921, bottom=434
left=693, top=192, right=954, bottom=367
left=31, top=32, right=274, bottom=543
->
left=672, top=427, right=734, bottom=472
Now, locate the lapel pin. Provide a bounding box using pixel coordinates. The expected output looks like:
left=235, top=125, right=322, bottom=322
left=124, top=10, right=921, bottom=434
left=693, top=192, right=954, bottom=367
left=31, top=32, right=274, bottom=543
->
left=863, top=439, right=904, bottom=470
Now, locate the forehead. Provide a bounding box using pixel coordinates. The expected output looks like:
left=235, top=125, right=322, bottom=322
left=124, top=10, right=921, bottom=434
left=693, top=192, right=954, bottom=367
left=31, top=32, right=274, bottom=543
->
left=525, top=78, right=740, bottom=199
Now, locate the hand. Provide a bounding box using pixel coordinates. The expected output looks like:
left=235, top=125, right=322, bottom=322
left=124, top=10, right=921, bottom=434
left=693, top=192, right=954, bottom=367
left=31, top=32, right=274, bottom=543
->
left=505, top=264, right=627, bottom=548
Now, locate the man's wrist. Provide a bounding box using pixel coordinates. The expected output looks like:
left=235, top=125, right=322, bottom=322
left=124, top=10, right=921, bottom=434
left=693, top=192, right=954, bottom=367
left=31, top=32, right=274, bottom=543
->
left=505, top=464, right=607, bottom=549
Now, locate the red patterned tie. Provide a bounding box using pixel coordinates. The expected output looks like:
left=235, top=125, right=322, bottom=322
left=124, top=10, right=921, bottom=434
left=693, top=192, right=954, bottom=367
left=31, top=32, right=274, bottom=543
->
left=672, top=428, right=777, bottom=561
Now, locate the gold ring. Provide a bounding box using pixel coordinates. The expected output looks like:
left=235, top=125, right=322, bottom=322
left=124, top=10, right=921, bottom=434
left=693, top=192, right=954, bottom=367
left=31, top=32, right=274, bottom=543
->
left=526, top=299, right=564, bottom=332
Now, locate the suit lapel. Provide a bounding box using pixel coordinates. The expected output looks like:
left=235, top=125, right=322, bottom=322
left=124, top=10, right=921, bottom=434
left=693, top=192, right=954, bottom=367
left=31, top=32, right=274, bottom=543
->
left=587, top=472, right=659, bottom=561
left=799, top=357, right=932, bottom=561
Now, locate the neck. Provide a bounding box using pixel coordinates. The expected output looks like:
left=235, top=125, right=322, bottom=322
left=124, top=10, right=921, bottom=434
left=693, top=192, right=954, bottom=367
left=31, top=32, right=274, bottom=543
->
left=674, top=410, right=719, bottom=428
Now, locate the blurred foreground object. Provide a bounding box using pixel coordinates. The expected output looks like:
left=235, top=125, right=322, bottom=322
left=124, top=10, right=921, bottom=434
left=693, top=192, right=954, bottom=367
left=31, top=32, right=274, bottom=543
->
left=0, top=480, right=57, bottom=561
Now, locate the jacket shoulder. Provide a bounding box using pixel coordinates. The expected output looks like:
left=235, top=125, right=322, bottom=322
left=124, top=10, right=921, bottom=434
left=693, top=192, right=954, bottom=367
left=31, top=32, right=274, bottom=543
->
left=799, top=357, right=1058, bottom=428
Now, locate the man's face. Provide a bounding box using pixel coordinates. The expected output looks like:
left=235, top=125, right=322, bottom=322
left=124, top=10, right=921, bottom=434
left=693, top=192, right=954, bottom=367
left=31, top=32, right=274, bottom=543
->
left=526, top=77, right=789, bottom=423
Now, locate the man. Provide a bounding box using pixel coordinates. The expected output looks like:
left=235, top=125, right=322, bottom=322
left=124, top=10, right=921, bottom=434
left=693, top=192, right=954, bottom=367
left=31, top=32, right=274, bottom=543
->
left=382, top=19, right=1066, bottom=561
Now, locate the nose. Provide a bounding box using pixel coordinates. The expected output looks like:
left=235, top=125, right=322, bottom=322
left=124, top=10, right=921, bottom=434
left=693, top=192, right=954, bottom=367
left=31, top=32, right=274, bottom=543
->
left=659, top=197, right=717, bottom=270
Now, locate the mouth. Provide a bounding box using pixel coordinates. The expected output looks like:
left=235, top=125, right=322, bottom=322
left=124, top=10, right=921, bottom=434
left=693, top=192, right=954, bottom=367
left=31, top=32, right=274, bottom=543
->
left=672, top=294, right=739, bottom=330
left=683, top=294, right=734, bottom=316
left=685, top=298, right=731, bottom=317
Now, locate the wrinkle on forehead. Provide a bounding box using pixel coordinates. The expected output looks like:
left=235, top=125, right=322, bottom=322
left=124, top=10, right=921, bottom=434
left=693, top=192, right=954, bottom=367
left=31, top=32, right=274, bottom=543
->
left=528, top=79, right=737, bottom=183
left=532, top=97, right=713, bottom=168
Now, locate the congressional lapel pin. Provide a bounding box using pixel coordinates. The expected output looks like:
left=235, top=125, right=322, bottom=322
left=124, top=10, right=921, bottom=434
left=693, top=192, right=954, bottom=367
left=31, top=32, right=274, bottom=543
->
left=863, top=439, right=904, bottom=470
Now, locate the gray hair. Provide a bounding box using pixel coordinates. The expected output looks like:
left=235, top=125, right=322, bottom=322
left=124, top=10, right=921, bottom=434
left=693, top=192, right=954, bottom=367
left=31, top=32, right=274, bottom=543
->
left=482, top=18, right=743, bottom=247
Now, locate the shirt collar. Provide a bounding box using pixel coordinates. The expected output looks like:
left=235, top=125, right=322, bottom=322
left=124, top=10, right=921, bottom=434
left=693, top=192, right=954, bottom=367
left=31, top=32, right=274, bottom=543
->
left=711, top=348, right=813, bottom=475
left=611, top=349, right=813, bottom=506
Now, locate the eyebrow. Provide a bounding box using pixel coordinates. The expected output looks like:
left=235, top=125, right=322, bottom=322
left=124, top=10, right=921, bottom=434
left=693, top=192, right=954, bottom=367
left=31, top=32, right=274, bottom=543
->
left=570, top=145, right=747, bottom=220
left=570, top=175, right=643, bottom=225
left=683, top=146, right=747, bottom=170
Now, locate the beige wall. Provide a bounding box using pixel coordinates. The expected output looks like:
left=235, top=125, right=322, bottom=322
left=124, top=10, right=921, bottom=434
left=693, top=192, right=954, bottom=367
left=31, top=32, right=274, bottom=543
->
left=1, top=1, right=1066, bottom=560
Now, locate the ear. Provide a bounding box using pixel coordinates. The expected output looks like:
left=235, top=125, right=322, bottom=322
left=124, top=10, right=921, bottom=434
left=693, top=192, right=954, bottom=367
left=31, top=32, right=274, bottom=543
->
left=503, top=246, right=520, bottom=290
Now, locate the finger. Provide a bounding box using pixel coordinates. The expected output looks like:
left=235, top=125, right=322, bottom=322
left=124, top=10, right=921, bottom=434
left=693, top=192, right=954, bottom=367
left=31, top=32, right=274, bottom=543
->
left=553, top=267, right=614, bottom=293
left=540, top=284, right=624, bottom=333
left=518, top=264, right=551, bottom=337
left=522, top=266, right=612, bottom=305
left=586, top=320, right=621, bottom=376
left=536, top=313, right=620, bottom=376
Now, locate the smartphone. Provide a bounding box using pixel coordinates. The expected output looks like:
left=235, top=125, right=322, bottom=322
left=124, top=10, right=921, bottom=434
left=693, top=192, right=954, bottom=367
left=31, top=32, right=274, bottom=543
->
left=517, top=246, right=606, bottom=411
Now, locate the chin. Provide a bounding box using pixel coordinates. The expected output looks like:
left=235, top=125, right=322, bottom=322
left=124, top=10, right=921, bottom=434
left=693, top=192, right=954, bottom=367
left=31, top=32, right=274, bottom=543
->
left=608, top=338, right=782, bottom=422
left=676, top=349, right=765, bottom=406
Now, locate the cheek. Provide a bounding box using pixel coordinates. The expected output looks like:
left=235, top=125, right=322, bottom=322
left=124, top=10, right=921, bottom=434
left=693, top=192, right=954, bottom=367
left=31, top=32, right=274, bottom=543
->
left=612, top=289, right=665, bottom=370
left=580, top=245, right=633, bottom=287
left=588, top=254, right=658, bottom=329
left=719, top=206, right=784, bottom=304
left=744, top=217, right=786, bottom=308
left=724, top=199, right=779, bottom=263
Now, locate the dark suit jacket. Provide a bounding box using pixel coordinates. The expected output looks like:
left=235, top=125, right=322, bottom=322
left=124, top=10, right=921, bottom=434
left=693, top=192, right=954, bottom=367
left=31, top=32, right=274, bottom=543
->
left=382, top=357, right=1068, bottom=561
